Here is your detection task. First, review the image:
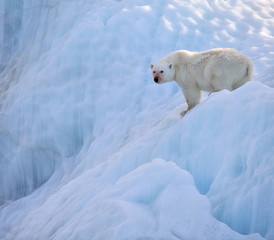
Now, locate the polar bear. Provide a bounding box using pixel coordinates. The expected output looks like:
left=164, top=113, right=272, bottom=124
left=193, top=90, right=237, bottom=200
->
left=150, top=48, right=254, bottom=115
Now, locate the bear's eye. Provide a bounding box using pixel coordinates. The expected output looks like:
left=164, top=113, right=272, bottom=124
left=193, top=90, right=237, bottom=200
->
left=153, top=71, right=155, bottom=74
left=160, top=70, right=164, bottom=73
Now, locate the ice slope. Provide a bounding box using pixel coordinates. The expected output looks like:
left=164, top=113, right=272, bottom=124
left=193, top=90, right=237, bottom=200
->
left=0, top=0, right=274, bottom=239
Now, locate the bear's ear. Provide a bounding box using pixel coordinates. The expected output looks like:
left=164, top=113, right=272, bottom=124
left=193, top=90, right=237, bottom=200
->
left=169, top=63, right=173, bottom=69
left=150, top=64, right=154, bottom=69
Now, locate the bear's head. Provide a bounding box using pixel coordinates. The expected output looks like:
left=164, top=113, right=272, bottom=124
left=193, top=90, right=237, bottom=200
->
left=150, top=62, right=175, bottom=84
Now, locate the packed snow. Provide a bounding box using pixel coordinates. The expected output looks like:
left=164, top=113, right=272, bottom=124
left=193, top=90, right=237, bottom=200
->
left=0, top=0, right=274, bottom=239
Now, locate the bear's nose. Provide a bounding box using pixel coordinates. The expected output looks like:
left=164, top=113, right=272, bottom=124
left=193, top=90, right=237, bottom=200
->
left=154, top=77, right=159, bottom=83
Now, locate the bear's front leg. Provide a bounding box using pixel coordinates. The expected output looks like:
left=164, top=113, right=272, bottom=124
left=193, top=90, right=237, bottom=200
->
left=180, top=100, right=193, bottom=116
left=180, top=100, right=197, bottom=116
left=179, top=83, right=201, bottom=116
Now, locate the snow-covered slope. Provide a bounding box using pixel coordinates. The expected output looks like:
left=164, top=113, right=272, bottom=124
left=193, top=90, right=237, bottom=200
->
left=0, top=0, right=273, bottom=239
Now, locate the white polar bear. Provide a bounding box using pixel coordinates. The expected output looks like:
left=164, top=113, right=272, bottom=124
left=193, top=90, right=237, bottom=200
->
left=150, top=48, right=254, bottom=115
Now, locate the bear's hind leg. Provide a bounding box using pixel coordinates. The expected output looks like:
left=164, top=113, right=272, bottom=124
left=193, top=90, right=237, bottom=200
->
left=211, top=74, right=227, bottom=91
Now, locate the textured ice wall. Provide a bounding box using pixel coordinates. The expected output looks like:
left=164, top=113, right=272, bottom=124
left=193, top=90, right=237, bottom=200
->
left=0, top=0, right=273, bottom=239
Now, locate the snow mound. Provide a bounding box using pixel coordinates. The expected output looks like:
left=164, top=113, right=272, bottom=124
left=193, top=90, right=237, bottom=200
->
left=1, top=159, right=264, bottom=240
left=153, top=82, right=274, bottom=239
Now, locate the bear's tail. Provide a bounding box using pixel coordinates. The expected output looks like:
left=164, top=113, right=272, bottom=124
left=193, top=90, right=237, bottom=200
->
left=233, top=58, right=254, bottom=89
left=245, top=58, right=254, bottom=82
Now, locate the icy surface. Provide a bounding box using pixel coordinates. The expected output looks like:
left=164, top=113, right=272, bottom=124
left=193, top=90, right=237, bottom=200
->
left=0, top=0, right=273, bottom=239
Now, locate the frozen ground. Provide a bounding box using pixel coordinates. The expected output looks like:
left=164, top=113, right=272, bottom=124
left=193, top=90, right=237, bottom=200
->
left=0, top=0, right=273, bottom=239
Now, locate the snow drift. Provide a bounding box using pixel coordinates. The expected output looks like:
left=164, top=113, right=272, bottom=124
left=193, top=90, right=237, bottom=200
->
left=0, top=0, right=273, bottom=239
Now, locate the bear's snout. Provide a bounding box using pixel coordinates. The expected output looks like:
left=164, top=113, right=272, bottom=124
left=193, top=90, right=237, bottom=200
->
left=154, top=77, right=159, bottom=83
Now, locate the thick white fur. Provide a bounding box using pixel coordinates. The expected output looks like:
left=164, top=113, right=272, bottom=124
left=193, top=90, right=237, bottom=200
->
left=151, top=48, right=254, bottom=115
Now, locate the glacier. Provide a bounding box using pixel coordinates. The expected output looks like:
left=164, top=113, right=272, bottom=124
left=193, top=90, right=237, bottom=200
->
left=0, top=0, right=274, bottom=239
